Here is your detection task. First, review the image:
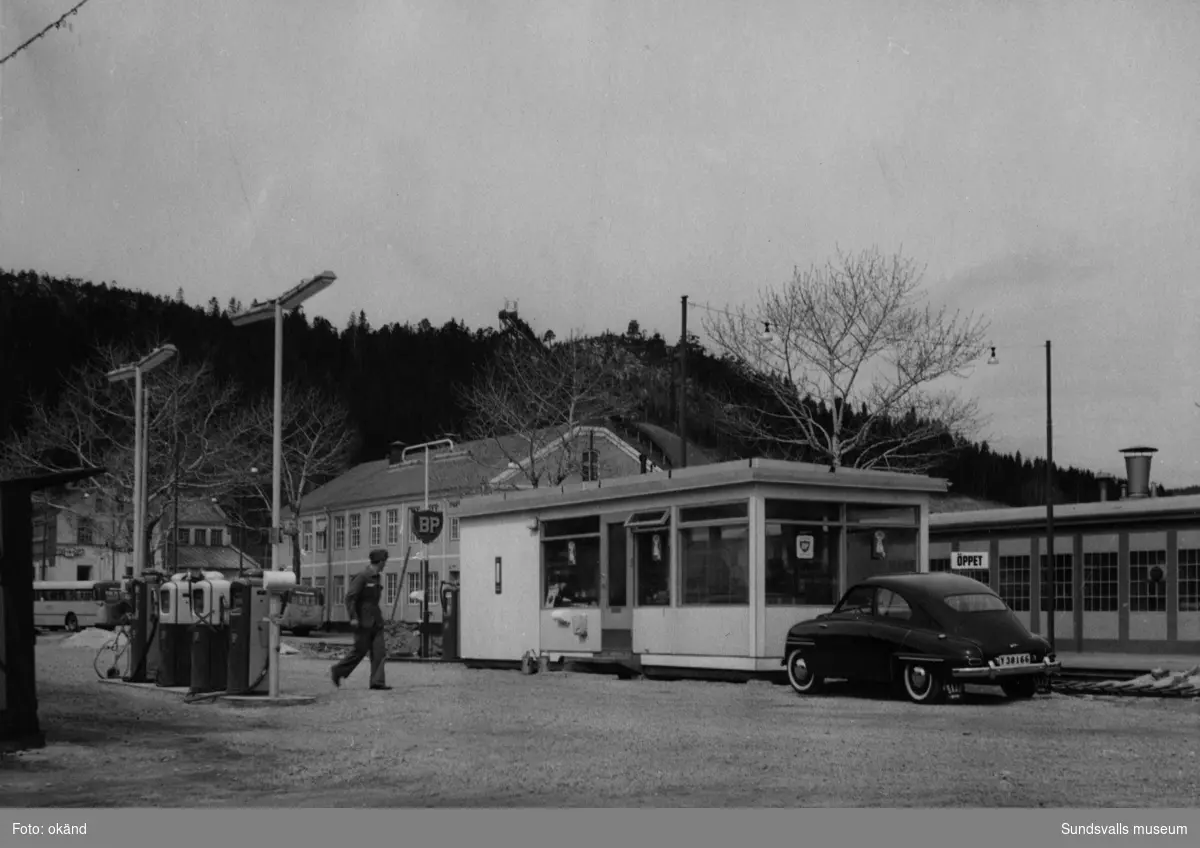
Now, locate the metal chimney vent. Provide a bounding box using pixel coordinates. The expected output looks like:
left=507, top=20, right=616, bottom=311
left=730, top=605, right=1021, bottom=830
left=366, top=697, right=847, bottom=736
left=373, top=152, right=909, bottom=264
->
left=1119, top=447, right=1158, bottom=499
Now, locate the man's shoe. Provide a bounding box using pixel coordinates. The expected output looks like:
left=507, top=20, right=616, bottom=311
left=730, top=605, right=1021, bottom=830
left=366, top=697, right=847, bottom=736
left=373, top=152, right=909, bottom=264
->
left=370, top=685, right=393, bottom=691
left=330, top=669, right=341, bottom=688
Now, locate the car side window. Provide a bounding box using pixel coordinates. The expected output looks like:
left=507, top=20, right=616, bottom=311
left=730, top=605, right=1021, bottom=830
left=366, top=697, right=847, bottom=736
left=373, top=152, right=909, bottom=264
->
left=875, top=588, right=911, bottom=621
left=835, top=585, right=875, bottom=615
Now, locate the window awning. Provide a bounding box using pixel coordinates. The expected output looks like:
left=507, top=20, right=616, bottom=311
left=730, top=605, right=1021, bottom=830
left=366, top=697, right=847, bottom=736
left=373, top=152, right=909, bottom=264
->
left=624, top=509, right=670, bottom=530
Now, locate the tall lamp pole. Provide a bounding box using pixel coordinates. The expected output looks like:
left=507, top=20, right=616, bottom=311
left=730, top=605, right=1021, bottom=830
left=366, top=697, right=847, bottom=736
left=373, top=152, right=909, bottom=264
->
left=1044, top=340, right=1055, bottom=652
left=987, top=340, right=1056, bottom=652
left=231, top=271, right=336, bottom=700
left=679, top=295, right=688, bottom=469
left=107, top=344, right=178, bottom=577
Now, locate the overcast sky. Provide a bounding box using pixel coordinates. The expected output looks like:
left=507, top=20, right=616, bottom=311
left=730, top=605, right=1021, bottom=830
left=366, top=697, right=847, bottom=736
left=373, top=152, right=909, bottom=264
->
left=3, top=0, right=1198, bottom=485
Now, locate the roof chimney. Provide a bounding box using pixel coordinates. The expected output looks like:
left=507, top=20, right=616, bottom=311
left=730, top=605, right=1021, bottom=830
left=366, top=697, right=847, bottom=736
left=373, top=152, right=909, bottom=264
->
left=1120, top=446, right=1157, bottom=499
left=1096, top=473, right=1115, bottom=502
left=388, top=441, right=408, bottom=465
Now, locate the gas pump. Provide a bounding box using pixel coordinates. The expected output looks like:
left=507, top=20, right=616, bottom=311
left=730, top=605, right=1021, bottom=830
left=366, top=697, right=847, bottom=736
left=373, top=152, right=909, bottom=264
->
left=155, top=575, right=197, bottom=688
left=125, top=571, right=165, bottom=683
left=440, top=581, right=460, bottom=661
left=189, top=575, right=232, bottom=695
left=226, top=574, right=270, bottom=695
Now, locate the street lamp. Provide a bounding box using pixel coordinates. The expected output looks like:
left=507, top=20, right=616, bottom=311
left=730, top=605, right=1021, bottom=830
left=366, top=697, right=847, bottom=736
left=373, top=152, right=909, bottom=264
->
left=230, top=271, right=336, bottom=700
left=107, top=344, right=178, bottom=578
left=988, top=340, right=1056, bottom=652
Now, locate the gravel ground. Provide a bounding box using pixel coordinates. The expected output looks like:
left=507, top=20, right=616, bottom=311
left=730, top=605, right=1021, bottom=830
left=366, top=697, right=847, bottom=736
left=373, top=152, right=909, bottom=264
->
left=3, top=636, right=1199, bottom=807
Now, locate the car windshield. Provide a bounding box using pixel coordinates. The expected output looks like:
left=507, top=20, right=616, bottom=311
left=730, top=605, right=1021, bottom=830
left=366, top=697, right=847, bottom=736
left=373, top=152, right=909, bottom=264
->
left=943, top=592, right=1007, bottom=613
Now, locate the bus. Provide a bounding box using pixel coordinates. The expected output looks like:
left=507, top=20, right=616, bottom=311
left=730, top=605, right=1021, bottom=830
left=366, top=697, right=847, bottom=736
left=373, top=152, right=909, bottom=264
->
left=278, top=585, right=325, bottom=637
left=33, top=580, right=130, bottom=632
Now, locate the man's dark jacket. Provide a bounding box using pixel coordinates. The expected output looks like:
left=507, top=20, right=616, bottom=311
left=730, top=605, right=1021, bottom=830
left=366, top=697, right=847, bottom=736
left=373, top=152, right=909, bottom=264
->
left=345, top=569, right=385, bottom=630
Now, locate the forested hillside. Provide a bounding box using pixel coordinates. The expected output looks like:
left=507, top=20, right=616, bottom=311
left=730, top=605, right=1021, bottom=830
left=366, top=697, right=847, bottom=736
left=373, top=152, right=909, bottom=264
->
left=0, top=268, right=1129, bottom=506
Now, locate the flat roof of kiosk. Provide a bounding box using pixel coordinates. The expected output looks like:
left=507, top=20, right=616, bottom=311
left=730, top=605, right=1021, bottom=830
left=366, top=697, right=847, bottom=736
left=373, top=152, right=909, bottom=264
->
left=455, top=457, right=947, bottom=520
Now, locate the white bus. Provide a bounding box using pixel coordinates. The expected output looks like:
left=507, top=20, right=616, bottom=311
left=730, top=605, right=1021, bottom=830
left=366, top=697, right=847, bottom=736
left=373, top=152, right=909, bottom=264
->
left=32, top=580, right=129, bottom=632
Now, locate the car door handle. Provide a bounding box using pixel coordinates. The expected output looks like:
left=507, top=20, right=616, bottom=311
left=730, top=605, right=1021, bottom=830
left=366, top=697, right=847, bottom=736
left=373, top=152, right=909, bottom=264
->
left=818, top=624, right=828, bottom=629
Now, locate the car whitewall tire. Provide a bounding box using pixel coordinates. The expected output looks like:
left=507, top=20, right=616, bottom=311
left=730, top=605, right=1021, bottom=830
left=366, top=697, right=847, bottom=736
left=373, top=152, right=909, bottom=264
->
left=786, top=648, right=823, bottom=695
left=902, top=662, right=944, bottom=704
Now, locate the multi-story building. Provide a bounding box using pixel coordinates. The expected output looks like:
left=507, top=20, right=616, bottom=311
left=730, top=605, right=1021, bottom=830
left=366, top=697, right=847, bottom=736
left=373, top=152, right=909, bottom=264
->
left=298, top=421, right=708, bottom=626
left=150, top=498, right=264, bottom=577
left=31, top=487, right=133, bottom=582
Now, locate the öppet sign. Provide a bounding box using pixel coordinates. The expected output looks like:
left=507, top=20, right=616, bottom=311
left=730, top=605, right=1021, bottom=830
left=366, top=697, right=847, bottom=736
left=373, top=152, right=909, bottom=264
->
left=951, top=551, right=988, bottom=571
left=411, top=508, right=444, bottom=544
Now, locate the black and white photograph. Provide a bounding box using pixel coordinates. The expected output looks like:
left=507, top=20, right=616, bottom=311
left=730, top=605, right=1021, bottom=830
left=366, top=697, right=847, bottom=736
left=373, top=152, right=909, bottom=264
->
left=1, top=0, right=1198, bottom=836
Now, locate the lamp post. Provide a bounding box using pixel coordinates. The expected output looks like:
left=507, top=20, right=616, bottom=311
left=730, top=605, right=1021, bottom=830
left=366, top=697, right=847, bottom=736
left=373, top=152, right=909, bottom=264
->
left=231, top=272, right=336, bottom=699
left=401, top=438, right=454, bottom=658
left=107, top=344, right=178, bottom=577
left=988, top=340, right=1056, bottom=652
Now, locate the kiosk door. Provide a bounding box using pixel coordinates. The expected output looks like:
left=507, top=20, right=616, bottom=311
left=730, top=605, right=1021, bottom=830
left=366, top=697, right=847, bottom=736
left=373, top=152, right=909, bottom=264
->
left=600, top=522, right=632, bottom=652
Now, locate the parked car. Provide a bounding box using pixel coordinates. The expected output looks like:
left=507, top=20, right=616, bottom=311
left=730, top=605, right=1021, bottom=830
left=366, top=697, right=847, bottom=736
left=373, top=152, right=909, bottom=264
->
left=781, top=572, right=1061, bottom=704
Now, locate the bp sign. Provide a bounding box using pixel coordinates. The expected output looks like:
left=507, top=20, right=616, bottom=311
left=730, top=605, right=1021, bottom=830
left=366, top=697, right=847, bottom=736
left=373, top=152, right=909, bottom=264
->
left=411, top=508, right=444, bottom=544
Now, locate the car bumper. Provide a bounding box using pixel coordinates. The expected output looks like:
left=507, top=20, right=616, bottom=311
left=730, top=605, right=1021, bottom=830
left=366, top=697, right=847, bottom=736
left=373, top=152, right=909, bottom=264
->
left=950, top=658, right=1062, bottom=680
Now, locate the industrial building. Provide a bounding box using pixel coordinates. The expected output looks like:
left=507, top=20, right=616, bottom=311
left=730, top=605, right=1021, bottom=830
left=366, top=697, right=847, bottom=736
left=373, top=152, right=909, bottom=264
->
left=930, top=448, right=1200, bottom=655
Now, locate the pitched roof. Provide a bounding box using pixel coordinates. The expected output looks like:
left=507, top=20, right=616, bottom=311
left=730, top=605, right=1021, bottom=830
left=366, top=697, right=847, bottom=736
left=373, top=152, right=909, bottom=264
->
left=170, top=544, right=263, bottom=573
left=627, top=422, right=721, bottom=468
left=458, top=457, right=947, bottom=519
left=300, top=422, right=705, bottom=514
left=171, top=498, right=230, bottom=525
left=299, top=435, right=519, bottom=513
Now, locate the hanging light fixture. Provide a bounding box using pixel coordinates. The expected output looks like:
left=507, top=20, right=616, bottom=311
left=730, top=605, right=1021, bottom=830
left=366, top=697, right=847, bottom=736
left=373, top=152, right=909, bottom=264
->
left=986, top=346, right=999, bottom=365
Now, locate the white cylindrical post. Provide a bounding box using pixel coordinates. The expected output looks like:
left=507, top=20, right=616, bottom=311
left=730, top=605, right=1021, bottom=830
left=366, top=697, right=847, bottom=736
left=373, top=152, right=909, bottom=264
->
left=269, top=300, right=284, bottom=700
left=132, top=367, right=144, bottom=576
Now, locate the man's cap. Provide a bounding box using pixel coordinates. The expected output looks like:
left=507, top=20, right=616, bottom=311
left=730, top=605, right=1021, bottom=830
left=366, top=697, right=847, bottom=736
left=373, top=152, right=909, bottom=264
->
left=369, top=548, right=389, bottom=564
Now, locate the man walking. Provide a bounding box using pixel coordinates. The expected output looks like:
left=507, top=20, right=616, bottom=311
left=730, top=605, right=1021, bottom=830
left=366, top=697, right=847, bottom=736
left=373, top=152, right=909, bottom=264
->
left=331, top=548, right=392, bottom=690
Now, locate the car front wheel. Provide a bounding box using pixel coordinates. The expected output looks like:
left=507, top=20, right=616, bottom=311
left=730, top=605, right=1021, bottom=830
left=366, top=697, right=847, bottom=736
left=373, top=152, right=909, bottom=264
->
left=64, top=612, right=79, bottom=632
left=785, top=649, right=824, bottom=695
left=902, top=662, right=944, bottom=704
left=1001, top=677, right=1038, bottom=699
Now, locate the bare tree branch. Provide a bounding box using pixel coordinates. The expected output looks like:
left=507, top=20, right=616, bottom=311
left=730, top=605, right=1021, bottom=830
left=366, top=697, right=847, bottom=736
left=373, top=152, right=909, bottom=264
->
left=1, top=344, right=260, bottom=568
left=459, top=331, right=640, bottom=488
left=703, top=247, right=989, bottom=472
left=228, top=384, right=357, bottom=576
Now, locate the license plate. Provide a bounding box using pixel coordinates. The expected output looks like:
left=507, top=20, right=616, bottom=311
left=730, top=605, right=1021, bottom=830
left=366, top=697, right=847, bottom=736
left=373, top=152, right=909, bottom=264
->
left=996, top=653, right=1031, bottom=666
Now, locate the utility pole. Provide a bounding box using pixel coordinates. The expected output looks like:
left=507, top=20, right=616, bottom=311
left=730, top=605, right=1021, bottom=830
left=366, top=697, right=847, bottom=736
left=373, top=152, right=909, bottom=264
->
left=1044, top=340, right=1055, bottom=652
left=679, top=295, right=688, bottom=469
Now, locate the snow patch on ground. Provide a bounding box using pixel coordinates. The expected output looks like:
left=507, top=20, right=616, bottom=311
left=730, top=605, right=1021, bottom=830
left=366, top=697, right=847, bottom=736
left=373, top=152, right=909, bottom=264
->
left=59, top=628, right=119, bottom=650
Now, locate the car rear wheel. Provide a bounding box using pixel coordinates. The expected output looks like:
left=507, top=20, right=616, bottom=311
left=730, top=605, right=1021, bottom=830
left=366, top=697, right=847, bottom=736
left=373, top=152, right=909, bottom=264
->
left=64, top=613, right=79, bottom=632
left=1001, top=677, right=1038, bottom=699
left=902, top=662, right=944, bottom=704
left=785, top=649, right=824, bottom=695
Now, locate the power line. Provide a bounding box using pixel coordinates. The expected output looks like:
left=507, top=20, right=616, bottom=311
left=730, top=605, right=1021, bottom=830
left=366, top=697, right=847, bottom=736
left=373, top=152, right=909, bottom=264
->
left=1, top=0, right=97, bottom=66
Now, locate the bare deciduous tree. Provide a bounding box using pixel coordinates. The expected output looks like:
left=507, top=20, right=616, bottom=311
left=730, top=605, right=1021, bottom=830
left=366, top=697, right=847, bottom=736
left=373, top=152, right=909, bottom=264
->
left=704, top=248, right=989, bottom=473
left=232, top=384, right=357, bottom=577
left=0, top=344, right=258, bottom=568
left=460, top=331, right=638, bottom=488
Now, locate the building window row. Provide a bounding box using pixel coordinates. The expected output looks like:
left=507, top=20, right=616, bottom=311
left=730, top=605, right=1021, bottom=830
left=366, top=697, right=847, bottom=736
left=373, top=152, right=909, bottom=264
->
left=302, top=504, right=464, bottom=555
left=939, top=544, right=1200, bottom=614
left=176, top=528, right=224, bottom=547
left=537, top=500, right=919, bottom=611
